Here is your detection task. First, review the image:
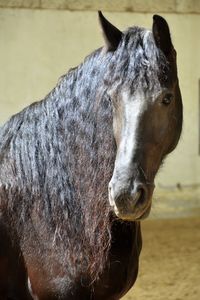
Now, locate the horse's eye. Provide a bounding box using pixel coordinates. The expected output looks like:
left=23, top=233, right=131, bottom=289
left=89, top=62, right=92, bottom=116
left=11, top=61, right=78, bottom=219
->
left=162, top=93, right=173, bottom=105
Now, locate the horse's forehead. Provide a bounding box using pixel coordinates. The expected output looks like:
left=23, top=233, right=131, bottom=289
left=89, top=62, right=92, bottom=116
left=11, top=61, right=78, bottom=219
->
left=119, top=28, right=169, bottom=90
left=121, top=88, right=161, bottom=106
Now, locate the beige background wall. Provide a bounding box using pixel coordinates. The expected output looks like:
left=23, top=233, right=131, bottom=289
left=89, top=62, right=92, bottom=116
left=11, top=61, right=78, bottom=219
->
left=0, top=6, right=200, bottom=218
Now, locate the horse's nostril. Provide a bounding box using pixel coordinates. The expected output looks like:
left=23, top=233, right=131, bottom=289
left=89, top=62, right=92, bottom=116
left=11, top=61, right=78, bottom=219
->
left=115, top=194, right=124, bottom=207
left=132, top=190, right=142, bottom=203
left=134, top=185, right=147, bottom=206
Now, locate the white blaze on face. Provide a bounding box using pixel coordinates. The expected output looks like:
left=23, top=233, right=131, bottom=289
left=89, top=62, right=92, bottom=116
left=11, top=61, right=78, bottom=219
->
left=114, top=90, right=146, bottom=175
left=109, top=90, right=147, bottom=206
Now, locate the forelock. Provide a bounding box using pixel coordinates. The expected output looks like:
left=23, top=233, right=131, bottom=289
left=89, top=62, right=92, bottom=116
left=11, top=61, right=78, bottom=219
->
left=105, top=26, right=170, bottom=94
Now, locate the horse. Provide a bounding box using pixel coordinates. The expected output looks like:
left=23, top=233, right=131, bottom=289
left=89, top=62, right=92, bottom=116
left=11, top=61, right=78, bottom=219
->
left=0, top=12, right=182, bottom=300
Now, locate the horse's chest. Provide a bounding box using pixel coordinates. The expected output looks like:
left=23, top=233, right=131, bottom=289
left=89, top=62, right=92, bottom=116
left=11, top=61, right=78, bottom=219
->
left=26, top=222, right=142, bottom=300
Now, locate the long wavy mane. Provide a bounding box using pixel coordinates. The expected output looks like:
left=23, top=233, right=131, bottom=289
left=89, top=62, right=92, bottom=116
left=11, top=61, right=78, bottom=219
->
left=0, top=26, right=169, bottom=282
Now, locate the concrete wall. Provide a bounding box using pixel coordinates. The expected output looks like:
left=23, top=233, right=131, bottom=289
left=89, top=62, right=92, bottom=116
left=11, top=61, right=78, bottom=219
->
left=0, top=7, right=199, bottom=218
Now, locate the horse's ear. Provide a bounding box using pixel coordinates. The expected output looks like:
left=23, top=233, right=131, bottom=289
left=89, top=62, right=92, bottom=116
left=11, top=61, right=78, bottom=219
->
left=98, top=11, right=122, bottom=51
left=152, top=15, right=173, bottom=56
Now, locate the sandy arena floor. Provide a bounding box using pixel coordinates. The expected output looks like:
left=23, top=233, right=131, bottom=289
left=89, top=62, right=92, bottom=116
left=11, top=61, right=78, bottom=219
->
left=122, top=217, right=200, bottom=300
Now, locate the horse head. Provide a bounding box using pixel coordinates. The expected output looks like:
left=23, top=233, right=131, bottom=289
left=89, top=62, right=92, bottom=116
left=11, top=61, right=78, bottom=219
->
left=99, top=12, right=183, bottom=221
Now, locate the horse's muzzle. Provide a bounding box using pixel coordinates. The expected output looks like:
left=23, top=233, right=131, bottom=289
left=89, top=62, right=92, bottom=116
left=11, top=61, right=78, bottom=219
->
left=108, top=181, right=155, bottom=221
